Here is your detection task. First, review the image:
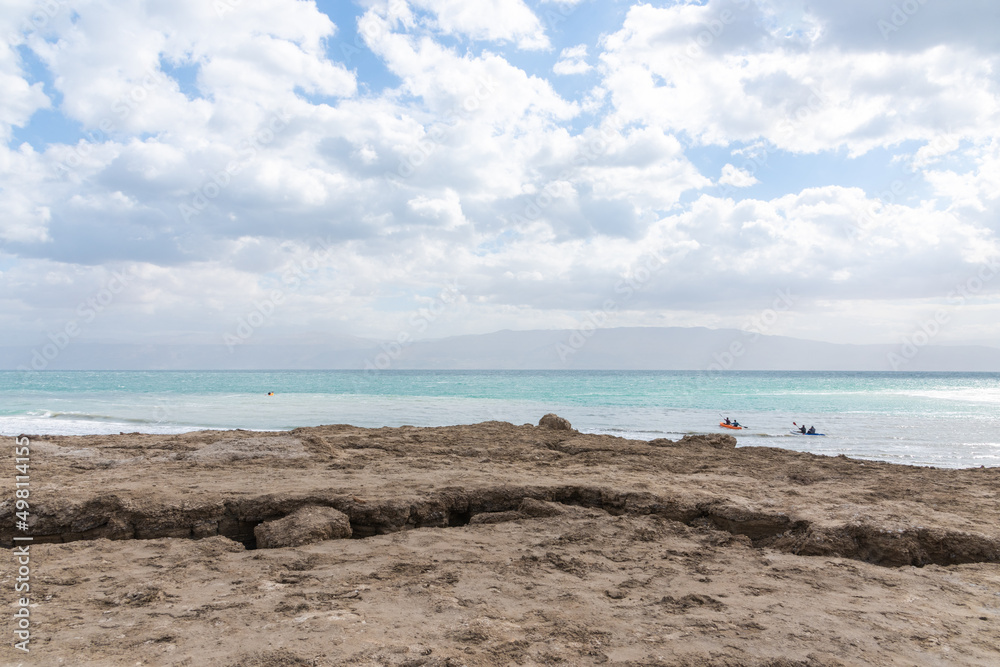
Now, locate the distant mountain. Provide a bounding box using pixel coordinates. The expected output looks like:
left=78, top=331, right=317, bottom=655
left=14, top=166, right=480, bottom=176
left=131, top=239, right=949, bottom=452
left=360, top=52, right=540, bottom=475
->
left=2, top=327, right=999, bottom=371
left=0, top=342, right=367, bottom=372
left=369, top=327, right=1000, bottom=372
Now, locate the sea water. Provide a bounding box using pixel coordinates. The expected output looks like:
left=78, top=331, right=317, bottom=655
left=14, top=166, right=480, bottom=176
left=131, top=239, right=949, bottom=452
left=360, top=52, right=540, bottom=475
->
left=1, top=370, right=998, bottom=469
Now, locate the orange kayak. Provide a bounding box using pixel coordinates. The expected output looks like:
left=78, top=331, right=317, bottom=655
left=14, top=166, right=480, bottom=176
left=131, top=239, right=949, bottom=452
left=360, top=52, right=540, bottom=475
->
left=719, top=422, right=744, bottom=430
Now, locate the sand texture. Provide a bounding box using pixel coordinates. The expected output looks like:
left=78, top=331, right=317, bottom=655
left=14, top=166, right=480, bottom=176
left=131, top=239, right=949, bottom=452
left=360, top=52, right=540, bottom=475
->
left=2, top=418, right=999, bottom=666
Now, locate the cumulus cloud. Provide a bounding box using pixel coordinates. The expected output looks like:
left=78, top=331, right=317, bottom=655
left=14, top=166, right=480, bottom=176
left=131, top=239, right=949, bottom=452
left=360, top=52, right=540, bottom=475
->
left=409, top=0, right=550, bottom=50
left=554, top=44, right=591, bottom=75
left=599, top=2, right=1000, bottom=156
left=0, top=54, right=49, bottom=143
left=407, top=189, right=468, bottom=229
left=925, top=138, right=1000, bottom=216
left=0, top=0, right=358, bottom=253
left=2, top=0, right=1000, bottom=350
left=718, top=164, right=759, bottom=188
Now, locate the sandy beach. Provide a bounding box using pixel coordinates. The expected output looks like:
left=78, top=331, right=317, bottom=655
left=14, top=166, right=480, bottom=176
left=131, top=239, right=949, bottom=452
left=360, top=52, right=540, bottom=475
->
left=2, top=416, right=999, bottom=666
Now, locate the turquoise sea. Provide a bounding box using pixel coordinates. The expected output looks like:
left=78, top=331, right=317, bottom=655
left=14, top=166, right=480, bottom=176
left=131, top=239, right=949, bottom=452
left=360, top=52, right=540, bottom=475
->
left=1, top=370, right=998, bottom=469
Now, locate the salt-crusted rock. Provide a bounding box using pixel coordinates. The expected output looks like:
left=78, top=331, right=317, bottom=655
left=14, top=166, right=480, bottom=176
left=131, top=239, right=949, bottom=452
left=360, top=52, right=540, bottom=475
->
left=518, top=498, right=567, bottom=518
left=254, top=505, right=352, bottom=548
left=469, top=510, right=524, bottom=525
left=648, top=434, right=736, bottom=449
left=469, top=498, right=570, bottom=525
left=538, top=413, right=573, bottom=430
left=679, top=433, right=737, bottom=450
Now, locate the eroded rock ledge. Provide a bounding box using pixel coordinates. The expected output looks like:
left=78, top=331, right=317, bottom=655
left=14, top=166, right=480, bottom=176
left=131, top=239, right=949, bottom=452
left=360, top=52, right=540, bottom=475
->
left=4, top=418, right=999, bottom=570
left=4, top=483, right=998, bottom=568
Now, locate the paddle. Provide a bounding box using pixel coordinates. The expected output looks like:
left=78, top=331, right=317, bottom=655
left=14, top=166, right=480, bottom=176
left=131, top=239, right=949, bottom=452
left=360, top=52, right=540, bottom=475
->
left=793, top=421, right=816, bottom=434
left=720, top=414, right=746, bottom=428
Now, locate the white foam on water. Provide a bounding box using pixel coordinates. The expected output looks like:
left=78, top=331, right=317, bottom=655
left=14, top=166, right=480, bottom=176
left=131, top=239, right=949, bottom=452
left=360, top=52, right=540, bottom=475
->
left=888, top=388, right=1000, bottom=405
left=0, top=413, right=200, bottom=437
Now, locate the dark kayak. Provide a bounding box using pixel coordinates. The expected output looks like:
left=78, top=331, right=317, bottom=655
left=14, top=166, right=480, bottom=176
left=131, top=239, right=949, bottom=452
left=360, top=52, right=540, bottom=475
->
left=790, top=430, right=825, bottom=436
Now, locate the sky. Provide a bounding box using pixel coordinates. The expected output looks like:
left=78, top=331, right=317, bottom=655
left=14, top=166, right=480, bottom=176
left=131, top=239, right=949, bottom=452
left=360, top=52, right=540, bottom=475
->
left=2, top=0, right=999, bottom=357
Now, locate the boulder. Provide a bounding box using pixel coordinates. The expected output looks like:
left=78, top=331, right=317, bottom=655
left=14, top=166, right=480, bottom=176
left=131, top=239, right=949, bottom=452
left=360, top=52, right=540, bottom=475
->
left=469, top=510, right=524, bottom=525
left=538, top=413, right=573, bottom=431
left=518, top=498, right=567, bottom=518
left=254, top=505, right=352, bottom=549
left=469, top=498, right=568, bottom=525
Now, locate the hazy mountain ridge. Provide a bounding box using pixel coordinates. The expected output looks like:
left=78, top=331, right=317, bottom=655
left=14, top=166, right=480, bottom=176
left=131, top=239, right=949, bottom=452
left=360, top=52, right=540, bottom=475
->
left=3, top=327, right=1000, bottom=371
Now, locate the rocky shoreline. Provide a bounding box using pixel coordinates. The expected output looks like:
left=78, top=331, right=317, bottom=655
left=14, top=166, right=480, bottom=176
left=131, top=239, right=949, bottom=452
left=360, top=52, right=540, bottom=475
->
left=2, top=416, right=998, bottom=665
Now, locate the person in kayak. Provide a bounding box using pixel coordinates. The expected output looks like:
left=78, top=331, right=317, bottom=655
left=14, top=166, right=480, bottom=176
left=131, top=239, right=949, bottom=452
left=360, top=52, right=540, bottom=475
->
left=732, top=419, right=741, bottom=427
left=724, top=417, right=732, bottom=425
left=799, top=424, right=807, bottom=433
left=807, top=425, right=816, bottom=434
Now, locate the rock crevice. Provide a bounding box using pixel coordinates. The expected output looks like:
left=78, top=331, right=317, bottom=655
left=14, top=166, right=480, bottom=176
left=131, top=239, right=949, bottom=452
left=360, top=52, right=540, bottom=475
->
left=4, top=485, right=998, bottom=567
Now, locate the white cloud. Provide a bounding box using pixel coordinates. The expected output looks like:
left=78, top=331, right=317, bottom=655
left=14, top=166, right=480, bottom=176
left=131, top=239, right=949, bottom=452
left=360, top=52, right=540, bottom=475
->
left=0, top=0, right=359, bottom=249
left=407, top=189, right=468, bottom=229
left=0, top=60, right=49, bottom=144
left=25, top=0, right=355, bottom=139
left=599, top=3, right=1000, bottom=156
left=359, top=7, right=573, bottom=123
left=925, top=138, right=1000, bottom=218
left=657, top=186, right=998, bottom=301
left=579, top=126, right=711, bottom=213
left=0, top=3, right=55, bottom=144
left=0, top=143, right=52, bottom=243
left=3, top=0, right=1000, bottom=350
left=409, top=0, right=549, bottom=50
left=718, top=164, right=759, bottom=188
left=554, top=44, right=591, bottom=75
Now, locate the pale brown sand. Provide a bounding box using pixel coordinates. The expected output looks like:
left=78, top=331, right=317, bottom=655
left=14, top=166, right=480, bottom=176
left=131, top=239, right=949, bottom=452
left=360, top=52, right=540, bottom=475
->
left=2, top=420, right=998, bottom=666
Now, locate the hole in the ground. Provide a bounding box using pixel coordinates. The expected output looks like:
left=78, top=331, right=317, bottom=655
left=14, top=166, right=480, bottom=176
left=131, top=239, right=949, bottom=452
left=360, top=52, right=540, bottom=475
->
left=236, top=527, right=259, bottom=550
left=447, top=508, right=472, bottom=527
left=349, top=523, right=380, bottom=539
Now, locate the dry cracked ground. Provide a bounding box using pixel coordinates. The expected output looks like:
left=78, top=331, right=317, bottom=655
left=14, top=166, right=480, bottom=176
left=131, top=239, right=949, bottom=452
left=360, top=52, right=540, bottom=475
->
left=1, top=418, right=999, bottom=666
